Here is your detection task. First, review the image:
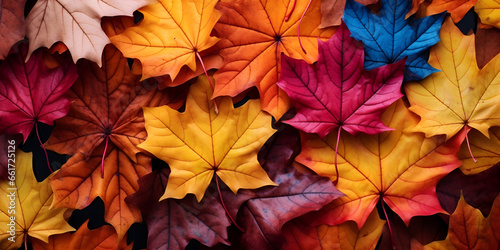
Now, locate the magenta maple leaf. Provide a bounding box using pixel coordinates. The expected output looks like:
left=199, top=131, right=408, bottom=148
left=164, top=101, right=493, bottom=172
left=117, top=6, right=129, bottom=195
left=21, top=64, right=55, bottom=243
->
left=0, top=43, right=78, bottom=142
left=277, top=21, right=405, bottom=138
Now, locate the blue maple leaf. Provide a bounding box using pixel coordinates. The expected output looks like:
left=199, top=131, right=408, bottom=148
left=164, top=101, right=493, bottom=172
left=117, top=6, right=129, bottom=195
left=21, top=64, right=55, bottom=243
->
left=343, top=0, right=446, bottom=81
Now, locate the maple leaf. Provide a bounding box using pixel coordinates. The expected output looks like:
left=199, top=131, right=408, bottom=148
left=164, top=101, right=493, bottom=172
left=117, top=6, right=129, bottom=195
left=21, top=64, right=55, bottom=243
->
left=109, top=0, right=221, bottom=81
left=0, top=0, right=26, bottom=59
left=138, top=75, right=277, bottom=202
left=405, top=18, right=500, bottom=144
left=212, top=0, right=337, bottom=119
left=0, top=150, right=74, bottom=249
left=0, top=43, right=77, bottom=143
left=296, top=100, right=465, bottom=228
left=437, top=164, right=500, bottom=215
left=282, top=209, right=385, bottom=249
left=102, top=15, right=223, bottom=90
left=45, top=45, right=188, bottom=164
left=49, top=144, right=151, bottom=242
left=319, top=0, right=377, bottom=28
left=31, top=220, right=131, bottom=250
left=343, top=0, right=445, bottom=80
left=476, top=0, right=500, bottom=29
left=127, top=167, right=231, bottom=249
left=231, top=170, right=343, bottom=249
left=25, top=0, right=154, bottom=66
left=277, top=21, right=405, bottom=138
left=222, top=125, right=344, bottom=249
left=425, top=0, right=477, bottom=23
left=424, top=194, right=500, bottom=249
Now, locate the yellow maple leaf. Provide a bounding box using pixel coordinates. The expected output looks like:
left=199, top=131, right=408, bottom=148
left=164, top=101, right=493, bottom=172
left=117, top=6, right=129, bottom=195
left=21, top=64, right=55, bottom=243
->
left=138, top=76, right=277, bottom=202
left=0, top=150, right=74, bottom=249
left=405, top=17, right=500, bottom=140
left=109, top=0, right=220, bottom=81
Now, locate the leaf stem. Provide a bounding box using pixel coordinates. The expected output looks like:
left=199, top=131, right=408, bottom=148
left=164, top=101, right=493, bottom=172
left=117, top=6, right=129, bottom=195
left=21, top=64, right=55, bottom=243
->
left=465, top=130, right=477, bottom=163
left=333, top=127, right=341, bottom=185
left=24, top=234, right=27, bottom=250
left=381, top=200, right=395, bottom=250
left=298, top=0, right=313, bottom=54
left=215, top=174, right=244, bottom=232
left=35, top=122, right=52, bottom=173
left=195, top=50, right=218, bottom=114
left=101, top=135, right=110, bottom=179
left=285, top=0, right=297, bottom=21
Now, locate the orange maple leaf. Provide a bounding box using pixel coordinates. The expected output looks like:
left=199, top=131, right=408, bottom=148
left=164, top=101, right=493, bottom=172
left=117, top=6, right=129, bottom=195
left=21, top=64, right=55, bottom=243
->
left=212, top=0, right=337, bottom=119
left=50, top=144, right=151, bottom=242
left=138, top=76, right=277, bottom=202
left=109, top=0, right=221, bottom=81
left=296, top=100, right=465, bottom=228
left=424, top=194, right=500, bottom=249
left=103, top=15, right=223, bottom=90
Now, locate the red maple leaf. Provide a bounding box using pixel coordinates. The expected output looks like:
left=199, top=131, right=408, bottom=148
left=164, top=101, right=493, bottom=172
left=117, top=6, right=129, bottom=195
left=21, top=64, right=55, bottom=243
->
left=0, top=43, right=77, bottom=142
left=277, top=21, right=405, bottom=138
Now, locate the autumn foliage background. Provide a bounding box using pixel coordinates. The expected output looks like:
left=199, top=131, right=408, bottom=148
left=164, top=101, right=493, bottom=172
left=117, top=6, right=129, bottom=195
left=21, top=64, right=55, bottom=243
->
left=1, top=0, right=500, bottom=249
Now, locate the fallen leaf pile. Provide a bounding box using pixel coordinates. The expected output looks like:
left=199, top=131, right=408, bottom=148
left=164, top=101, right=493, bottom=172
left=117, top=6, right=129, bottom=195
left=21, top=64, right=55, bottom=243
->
left=0, top=0, right=499, bottom=249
